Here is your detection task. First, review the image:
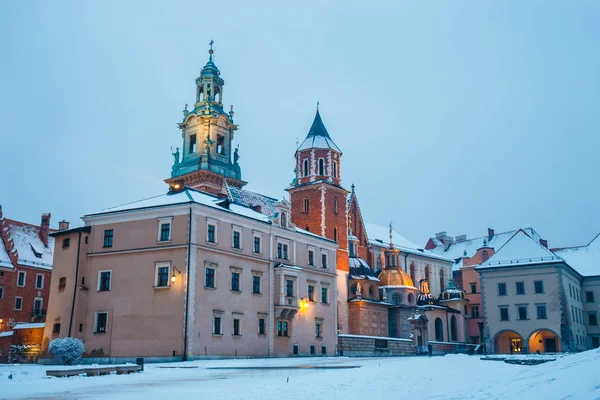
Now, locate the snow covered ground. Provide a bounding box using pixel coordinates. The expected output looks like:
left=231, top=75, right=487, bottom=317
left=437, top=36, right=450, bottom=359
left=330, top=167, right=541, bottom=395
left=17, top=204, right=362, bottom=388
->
left=1, top=349, right=599, bottom=400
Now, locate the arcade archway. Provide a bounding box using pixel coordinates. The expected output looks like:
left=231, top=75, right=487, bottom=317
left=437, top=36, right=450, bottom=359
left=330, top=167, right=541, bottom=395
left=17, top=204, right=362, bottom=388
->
left=528, top=329, right=561, bottom=353
left=494, top=330, right=524, bottom=354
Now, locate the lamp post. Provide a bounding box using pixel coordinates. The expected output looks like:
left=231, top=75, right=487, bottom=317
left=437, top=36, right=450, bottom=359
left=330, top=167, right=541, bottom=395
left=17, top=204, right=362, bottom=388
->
left=171, top=266, right=182, bottom=284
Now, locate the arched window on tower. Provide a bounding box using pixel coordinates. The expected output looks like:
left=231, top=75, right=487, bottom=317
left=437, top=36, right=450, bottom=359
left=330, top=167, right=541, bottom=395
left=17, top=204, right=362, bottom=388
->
left=333, top=198, right=338, bottom=214
left=333, top=161, right=338, bottom=178
left=450, top=315, right=458, bottom=342
left=216, top=135, right=225, bottom=155
left=439, top=268, right=445, bottom=292
left=303, top=159, right=309, bottom=177
left=333, top=228, right=338, bottom=242
left=303, top=198, right=309, bottom=213
left=318, top=159, right=324, bottom=176
left=435, top=318, right=444, bottom=342
left=425, top=265, right=430, bottom=282
left=410, top=263, right=415, bottom=284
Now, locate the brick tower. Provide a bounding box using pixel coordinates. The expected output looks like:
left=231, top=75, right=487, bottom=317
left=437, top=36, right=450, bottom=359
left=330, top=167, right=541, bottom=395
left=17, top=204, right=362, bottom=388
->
left=287, top=107, right=349, bottom=272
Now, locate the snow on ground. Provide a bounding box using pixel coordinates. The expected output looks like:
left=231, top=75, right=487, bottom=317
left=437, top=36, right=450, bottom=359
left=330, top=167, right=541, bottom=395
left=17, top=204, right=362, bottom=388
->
left=1, top=349, right=599, bottom=400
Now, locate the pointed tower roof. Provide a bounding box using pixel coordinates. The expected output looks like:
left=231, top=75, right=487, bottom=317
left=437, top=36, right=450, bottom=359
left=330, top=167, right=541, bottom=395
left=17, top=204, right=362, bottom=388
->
left=201, top=39, right=220, bottom=77
left=297, top=110, right=341, bottom=152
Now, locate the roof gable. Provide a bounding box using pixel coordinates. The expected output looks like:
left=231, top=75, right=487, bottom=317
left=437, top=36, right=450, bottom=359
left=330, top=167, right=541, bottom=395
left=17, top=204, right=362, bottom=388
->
left=553, top=233, right=600, bottom=277
left=478, top=229, right=559, bottom=268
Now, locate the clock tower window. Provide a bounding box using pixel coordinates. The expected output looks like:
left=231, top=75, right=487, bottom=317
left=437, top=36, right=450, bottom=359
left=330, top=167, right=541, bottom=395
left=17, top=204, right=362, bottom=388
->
left=318, top=159, right=324, bottom=176
left=189, top=134, right=197, bottom=153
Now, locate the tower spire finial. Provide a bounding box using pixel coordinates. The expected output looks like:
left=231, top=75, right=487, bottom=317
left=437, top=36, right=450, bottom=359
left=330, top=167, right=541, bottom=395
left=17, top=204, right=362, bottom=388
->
left=208, top=39, right=215, bottom=61
left=316, top=101, right=319, bottom=111
left=389, top=222, right=394, bottom=248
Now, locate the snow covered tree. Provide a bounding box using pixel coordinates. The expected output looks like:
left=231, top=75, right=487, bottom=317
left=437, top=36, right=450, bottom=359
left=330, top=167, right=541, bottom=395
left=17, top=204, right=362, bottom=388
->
left=48, top=337, right=84, bottom=365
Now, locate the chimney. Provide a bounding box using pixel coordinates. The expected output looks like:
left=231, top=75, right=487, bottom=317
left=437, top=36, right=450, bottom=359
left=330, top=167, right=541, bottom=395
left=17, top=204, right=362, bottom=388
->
left=251, top=205, right=262, bottom=213
left=40, top=213, right=51, bottom=247
left=435, top=231, right=447, bottom=239
left=455, top=234, right=467, bottom=243
left=58, top=220, right=70, bottom=231
left=488, top=227, right=495, bottom=242
left=443, top=235, right=455, bottom=250
left=539, top=239, right=548, bottom=249
left=0, top=205, right=19, bottom=267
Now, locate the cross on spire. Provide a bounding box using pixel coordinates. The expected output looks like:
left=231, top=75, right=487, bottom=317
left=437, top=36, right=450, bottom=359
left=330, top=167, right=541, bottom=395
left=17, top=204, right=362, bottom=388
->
left=208, top=39, right=215, bottom=61
left=316, top=101, right=319, bottom=111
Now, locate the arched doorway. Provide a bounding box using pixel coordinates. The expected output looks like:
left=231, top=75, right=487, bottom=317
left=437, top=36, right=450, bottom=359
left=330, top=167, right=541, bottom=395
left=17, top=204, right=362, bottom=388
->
left=435, top=318, right=444, bottom=341
left=528, top=329, right=561, bottom=353
left=450, top=315, right=458, bottom=342
left=494, top=330, right=524, bottom=354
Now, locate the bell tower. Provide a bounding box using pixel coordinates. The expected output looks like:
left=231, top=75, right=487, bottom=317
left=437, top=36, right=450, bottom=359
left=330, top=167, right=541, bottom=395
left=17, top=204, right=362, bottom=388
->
left=287, top=106, right=349, bottom=272
left=165, top=40, right=246, bottom=195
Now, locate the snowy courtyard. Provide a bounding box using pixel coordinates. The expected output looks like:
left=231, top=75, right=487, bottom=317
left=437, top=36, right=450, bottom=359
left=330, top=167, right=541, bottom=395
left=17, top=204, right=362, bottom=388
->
left=1, top=349, right=599, bottom=400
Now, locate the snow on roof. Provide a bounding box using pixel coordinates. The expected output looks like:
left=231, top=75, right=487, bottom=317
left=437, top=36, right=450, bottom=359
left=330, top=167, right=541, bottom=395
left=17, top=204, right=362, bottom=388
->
left=87, top=188, right=270, bottom=224
left=429, top=228, right=542, bottom=260
left=8, top=222, right=54, bottom=270
left=364, top=222, right=452, bottom=262
left=227, top=186, right=277, bottom=217
left=553, top=233, right=600, bottom=277
left=478, top=230, right=561, bottom=269
left=13, top=322, right=45, bottom=330
left=0, top=236, right=12, bottom=268
left=0, top=331, right=13, bottom=338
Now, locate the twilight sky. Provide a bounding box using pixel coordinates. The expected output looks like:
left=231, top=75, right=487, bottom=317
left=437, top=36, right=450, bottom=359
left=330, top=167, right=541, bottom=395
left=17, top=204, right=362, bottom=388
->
left=1, top=1, right=598, bottom=248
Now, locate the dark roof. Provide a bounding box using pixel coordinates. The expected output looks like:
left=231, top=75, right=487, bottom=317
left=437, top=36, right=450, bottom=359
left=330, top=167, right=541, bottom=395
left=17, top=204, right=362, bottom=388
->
left=50, top=226, right=91, bottom=237
left=297, top=110, right=341, bottom=152
left=226, top=186, right=278, bottom=217
left=349, top=257, right=377, bottom=280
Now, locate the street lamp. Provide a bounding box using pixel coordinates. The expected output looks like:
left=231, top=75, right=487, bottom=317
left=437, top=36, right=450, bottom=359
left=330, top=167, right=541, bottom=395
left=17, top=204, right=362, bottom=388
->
left=171, top=266, right=181, bottom=284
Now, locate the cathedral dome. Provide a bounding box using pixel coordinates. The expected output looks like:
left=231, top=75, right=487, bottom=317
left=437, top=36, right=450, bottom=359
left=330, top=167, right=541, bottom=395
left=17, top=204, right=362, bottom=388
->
left=416, top=279, right=437, bottom=306
left=440, top=279, right=465, bottom=301
left=349, top=257, right=377, bottom=280
left=201, top=60, right=220, bottom=76
left=378, top=268, right=414, bottom=288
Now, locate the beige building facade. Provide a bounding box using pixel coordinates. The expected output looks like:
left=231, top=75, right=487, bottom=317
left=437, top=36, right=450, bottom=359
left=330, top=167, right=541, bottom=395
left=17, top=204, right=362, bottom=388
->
left=43, top=188, right=338, bottom=361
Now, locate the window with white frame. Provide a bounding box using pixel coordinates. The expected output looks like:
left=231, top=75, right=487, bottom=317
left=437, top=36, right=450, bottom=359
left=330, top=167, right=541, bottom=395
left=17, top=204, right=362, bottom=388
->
left=33, top=298, right=43, bottom=315
left=308, top=248, right=315, bottom=266
left=253, top=232, right=263, bottom=254
left=258, top=313, right=267, bottom=335
left=94, top=311, right=108, bottom=333
left=17, top=271, right=26, bottom=287
left=207, top=219, right=218, bottom=244
left=14, top=296, right=23, bottom=310
left=0, top=286, right=4, bottom=299
left=321, top=252, right=328, bottom=269
left=315, top=318, right=323, bottom=338
left=213, top=311, right=224, bottom=335
left=157, top=217, right=173, bottom=242
left=35, top=274, right=44, bottom=289
left=321, top=285, right=329, bottom=304
left=277, top=241, right=289, bottom=260
left=318, top=158, right=324, bottom=175
left=232, top=227, right=242, bottom=250
left=231, top=267, right=242, bottom=292
left=97, top=270, right=111, bottom=292
left=155, top=262, right=170, bottom=287
left=205, top=262, right=217, bottom=288
left=252, top=270, right=262, bottom=294
left=333, top=161, right=338, bottom=178
left=232, top=313, right=243, bottom=336
left=303, top=159, right=309, bottom=176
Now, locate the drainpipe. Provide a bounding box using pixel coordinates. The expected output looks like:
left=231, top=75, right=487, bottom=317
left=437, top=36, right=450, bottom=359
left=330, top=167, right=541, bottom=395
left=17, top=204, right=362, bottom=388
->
left=404, top=253, right=409, bottom=273
left=68, top=231, right=82, bottom=337
left=183, top=207, right=192, bottom=361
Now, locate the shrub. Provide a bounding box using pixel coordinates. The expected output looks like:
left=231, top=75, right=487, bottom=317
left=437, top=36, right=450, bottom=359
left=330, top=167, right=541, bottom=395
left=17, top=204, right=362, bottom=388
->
left=48, top=337, right=84, bottom=365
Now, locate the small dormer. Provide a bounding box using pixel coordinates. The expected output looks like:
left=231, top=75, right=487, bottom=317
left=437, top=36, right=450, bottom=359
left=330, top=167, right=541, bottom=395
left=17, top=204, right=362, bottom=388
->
left=274, top=199, right=294, bottom=230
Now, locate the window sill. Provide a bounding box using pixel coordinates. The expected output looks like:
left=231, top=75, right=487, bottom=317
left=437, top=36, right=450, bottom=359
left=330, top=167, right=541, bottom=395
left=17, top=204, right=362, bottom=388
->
left=258, top=333, right=267, bottom=336
left=212, top=333, right=223, bottom=337
left=321, top=303, right=330, bottom=306
left=232, top=334, right=242, bottom=338
left=93, top=331, right=107, bottom=335
left=206, top=241, right=218, bottom=246
left=157, top=240, right=172, bottom=244
left=231, top=247, right=243, bottom=252
left=97, top=290, right=111, bottom=292
left=253, top=251, right=262, bottom=256
left=276, top=335, right=290, bottom=339
left=315, top=336, right=324, bottom=340
left=153, top=285, right=171, bottom=290
left=231, top=290, right=242, bottom=294
left=252, top=292, right=262, bottom=296
left=204, top=286, right=217, bottom=290
left=102, top=246, right=113, bottom=249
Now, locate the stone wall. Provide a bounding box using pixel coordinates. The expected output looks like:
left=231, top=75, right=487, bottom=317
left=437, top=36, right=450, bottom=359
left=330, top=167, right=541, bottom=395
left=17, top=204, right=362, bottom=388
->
left=429, top=341, right=478, bottom=355
left=338, top=334, right=416, bottom=356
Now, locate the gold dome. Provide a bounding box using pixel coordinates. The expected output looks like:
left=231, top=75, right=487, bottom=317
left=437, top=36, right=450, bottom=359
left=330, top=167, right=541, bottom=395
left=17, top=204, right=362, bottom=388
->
left=378, top=268, right=415, bottom=288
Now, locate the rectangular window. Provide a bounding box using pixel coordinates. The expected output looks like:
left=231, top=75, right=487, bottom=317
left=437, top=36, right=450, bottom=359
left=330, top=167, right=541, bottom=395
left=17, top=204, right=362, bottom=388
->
left=589, top=313, right=598, bottom=326
left=322, top=253, right=328, bottom=269
left=517, top=306, right=528, bottom=320
left=155, top=265, right=170, bottom=287
left=536, top=305, right=547, bottom=319
left=470, top=283, right=477, bottom=294
left=471, top=305, right=480, bottom=319
left=33, top=298, right=43, bottom=315
left=310, top=345, right=315, bottom=355
left=308, top=250, right=314, bottom=266
left=95, top=312, right=108, bottom=333
left=569, top=284, right=573, bottom=297
left=283, top=244, right=288, bottom=260
left=231, top=272, right=240, bottom=292
left=321, top=287, right=328, bottom=304
left=277, top=320, right=289, bottom=337
left=17, top=271, right=26, bottom=287
left=205, top=268, right=215, bottom=288
left=318, top=158, right=324, bottom=175
left=576, top=289, right=580, bottom=302
left=233, top=318, right=241, bottom=336
left=333, top=160, right=338, bottom=178
left=253, top=236, right=261, bottom=254
left=52, top=323, right=61, bottom=334
left=58, top=277, right=67, bottom=288
left=286, top=279, right=294, bottom=297
left=213, top=316, right=222, bottom=335
left=79, top=324, right=83, bottom=332
left=35, top=274, right=44, bottom=289
left=308, top=285, right=315, bottom=302
left=233, top=231, right=241, bottom=249
left=277, top=243, right=289, bottom=260
left=315, top=321, right=323, bottom=338
left=586, top=291, right=595, bottom=303
left=189, top=134, right=196, bottom=153
left=14, top=296, right=22, bottom=310
left=63, top=238, right=70, bottom=248
left=499, top=307, right=509, bottom=321
left=207, top=224, right=216, bottom=243
left=498, top=283, right=507, bottom=296
left=0, top=286, right=3, bottom=299
left=103, top=229, right=113, bottom=248
left=98, top=271, right=111, bottom=291
left=534, top=280, right=544, bottom=294
left=516, top=282, right=525, bottom=295
left=258, top=317, right=266, bottom=335
left=160, top=223, right=171, bottom=241
left=252, top=275, right=261, bottom=294
left=321, top=346, right=327, bottom=355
